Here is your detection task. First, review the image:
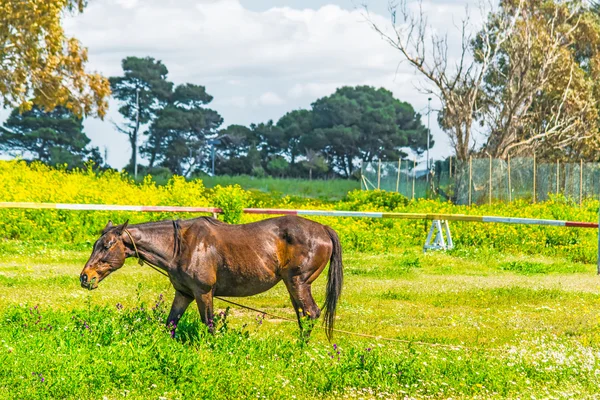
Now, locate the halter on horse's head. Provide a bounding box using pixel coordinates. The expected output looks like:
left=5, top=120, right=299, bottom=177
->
left=79, top=220, right=130, bottom=290
left=80, top=219, right=183, bottom=290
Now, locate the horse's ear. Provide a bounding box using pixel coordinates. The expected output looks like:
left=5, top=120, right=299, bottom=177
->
left=116, top=219, right=129, bottom=234
left=101, top=220, right=114, bottom=235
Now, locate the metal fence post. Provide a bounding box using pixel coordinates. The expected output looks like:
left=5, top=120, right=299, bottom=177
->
left=406, top=158, right=410, bottom=190
left=556, top=160, right=559, bottom=196
left=508, top=154, right=512, bottom=202
left=597, top=206, right=600, bottom=275
left=377, top=160, right=381, bottom=190
left=469, top=156, right=473, bottom=206
left=580, top=159, right=583, bottom=206
left=396, top=158, right=401, bottom=193
left=360, top=167, right=363, bottom=191
left=533, top=153, right=537, bottom=204
left=412, top=158, right=416, bottom=200
left=489, top=154, right=492, bottom=205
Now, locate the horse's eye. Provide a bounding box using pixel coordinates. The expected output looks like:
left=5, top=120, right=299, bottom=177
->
left=105, top=240, right=115, bottom=249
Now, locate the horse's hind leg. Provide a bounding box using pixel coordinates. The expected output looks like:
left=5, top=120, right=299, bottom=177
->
left=283, top=241, right=331, bottom=339
left=194, top=291, right=215, bottom=333
left=284, top=276, right=321, bottom=338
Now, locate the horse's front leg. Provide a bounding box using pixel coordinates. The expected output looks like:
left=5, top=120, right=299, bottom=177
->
left=167, top=290, right=194, bottom=335
left=195, top=291, right=215, bottom=334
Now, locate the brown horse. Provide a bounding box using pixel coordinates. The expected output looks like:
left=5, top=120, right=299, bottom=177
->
left=79, top=215, right=343, bottom=339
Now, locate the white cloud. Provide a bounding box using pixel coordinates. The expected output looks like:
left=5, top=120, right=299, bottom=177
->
left=255, top=91, right=285, bottom=106
left=54, top=0, right=472, bottom=168
left=114, top=0, right=139, bottom=9
left=216, top=96, right=247, bottom=108
left=287, top=82, right=340, bottom=100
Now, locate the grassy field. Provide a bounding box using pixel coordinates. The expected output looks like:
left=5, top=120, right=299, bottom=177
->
left=199, top=175, right=359, bottom=200
left=132, top=171, right=359, bottom=200
left=1, top=243, right=600, bottom=399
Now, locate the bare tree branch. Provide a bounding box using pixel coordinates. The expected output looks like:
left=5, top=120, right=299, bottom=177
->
left=363, top=0, right=524, bottom=160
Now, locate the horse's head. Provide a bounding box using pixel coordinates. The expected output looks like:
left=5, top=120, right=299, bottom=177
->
left=80, top=220, right=130, bottom=290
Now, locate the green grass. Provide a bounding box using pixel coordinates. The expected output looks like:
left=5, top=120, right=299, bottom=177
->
left=1, top=245, right=600, bottom=399
left=200, top=175, right=359, bottom=200
left=498, top=260, right=589, bottom=274
left=132, top=171, right=359, bottom=200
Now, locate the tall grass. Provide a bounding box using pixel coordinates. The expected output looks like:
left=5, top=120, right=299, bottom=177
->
left=200, top=174, right=359, bottom=200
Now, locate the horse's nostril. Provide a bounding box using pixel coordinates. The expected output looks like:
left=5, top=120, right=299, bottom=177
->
left=80, top=274, right=88, bottom=284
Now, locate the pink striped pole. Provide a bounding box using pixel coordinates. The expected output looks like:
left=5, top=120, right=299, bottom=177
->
left=0, top=202, right=596, bottom=229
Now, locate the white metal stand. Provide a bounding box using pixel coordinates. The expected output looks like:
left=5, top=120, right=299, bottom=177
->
left=423, top=220, right=454, bottom=252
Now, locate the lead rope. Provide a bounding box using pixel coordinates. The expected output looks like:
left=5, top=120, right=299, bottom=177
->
left=123, top=229, right=499, bottom=352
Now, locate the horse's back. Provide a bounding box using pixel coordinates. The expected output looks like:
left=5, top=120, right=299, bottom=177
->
left=198, top=215, right=331, bottom=273
left=190, top=215, right=330, bottom=244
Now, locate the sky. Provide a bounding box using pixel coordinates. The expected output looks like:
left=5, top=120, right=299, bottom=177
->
left=2, top=0, right=480, bottom=169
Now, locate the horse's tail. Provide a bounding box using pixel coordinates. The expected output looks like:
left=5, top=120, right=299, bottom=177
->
left=323, top=225, right=343, bottom=341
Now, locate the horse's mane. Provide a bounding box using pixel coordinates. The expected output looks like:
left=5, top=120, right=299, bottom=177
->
left=173, top=219, right=182, bottom=257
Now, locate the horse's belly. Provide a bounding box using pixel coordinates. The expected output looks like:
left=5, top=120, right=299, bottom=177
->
left=214, top=281, right=280, bottom=297
left=214, top=266, right=280, bottom=297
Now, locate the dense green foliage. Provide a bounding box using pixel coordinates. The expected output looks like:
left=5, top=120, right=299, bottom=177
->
left=306, top=86, right=431, bottom=177
left=216, top=86, right=430, bottom=179
left=0, top=160, right=598, bottom=264
left=109, top=56, right=174, bottom=172
left=0, top=106, right=102, bottom=168
left=142, top=83, right=223, bottom=176
left=109, top=57, right=224, bottom=175
left=211, top=184, right=250, bottom=224
left=199, top=174, right=360, bottom=200
left=2, top=57, right=431, bottom=179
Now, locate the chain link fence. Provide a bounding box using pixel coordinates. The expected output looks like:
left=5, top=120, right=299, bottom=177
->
left=361, top=157, right=600, bottom=205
